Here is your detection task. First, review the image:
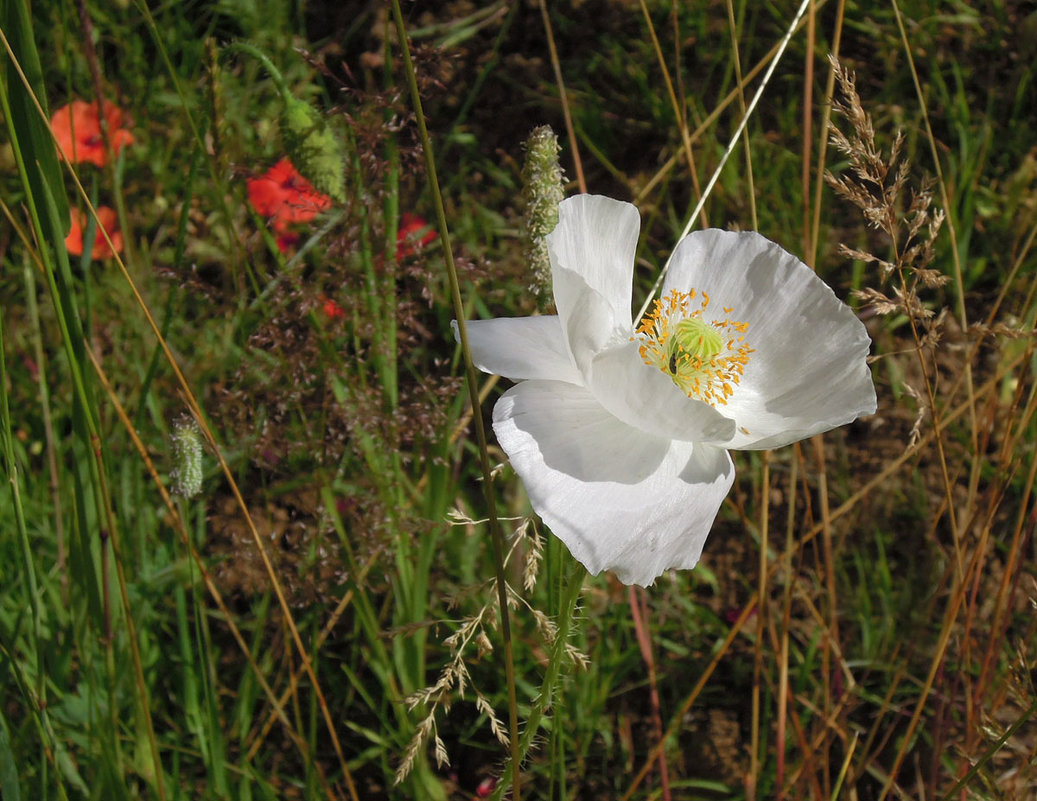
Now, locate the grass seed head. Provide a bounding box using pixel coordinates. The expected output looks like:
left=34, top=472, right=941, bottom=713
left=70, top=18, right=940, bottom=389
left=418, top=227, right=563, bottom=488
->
left=522, top=125, right=565, bottom=304
left=170, top=417, right=203, bottom=499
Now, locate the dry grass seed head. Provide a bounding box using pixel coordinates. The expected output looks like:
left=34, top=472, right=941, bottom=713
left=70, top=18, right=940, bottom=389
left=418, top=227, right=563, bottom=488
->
left=475, top=692, right=510, bottom=747
left=518, top=518, right=543, bottom=593
left=903, top=381, right=928, bottom=451
left=395, top=715, right=439, bottom=784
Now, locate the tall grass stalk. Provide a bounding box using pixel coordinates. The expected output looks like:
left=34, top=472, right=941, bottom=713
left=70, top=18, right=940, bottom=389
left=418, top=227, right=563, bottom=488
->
left=1, top=12, right=168, bottom=796
left=638, top=0, right=707, bottom=227
left=0, top=274, right=43, bottom=792
left=637, top=0, right=812, bottom=321
left=389, top=3, right=522, bottom=797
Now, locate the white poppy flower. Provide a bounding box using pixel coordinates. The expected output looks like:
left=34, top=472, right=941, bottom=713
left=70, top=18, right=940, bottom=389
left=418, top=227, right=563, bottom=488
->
left=458, top=194, right=876, bottom=587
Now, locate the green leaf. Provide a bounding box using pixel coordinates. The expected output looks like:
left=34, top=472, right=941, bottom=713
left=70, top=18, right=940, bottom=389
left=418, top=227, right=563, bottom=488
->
left=0, top=0, right=70, bottom=229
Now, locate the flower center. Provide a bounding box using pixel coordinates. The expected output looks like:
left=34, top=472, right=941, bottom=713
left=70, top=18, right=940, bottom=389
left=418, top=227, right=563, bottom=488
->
left=634, top=288, right=754, bottom=407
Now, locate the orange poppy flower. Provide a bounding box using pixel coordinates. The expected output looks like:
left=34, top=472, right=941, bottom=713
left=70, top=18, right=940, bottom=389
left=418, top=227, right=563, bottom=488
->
left=51, top=100, right=134, bottom=168
left=396, top=213, right=437, bottom=260
left=65, top=206, right=123, bottom=260
left=322, top=296, right=346, bottom=319
left=248, top=158, right=331, bottom=231
left=274, top=231, right=299, bottom=253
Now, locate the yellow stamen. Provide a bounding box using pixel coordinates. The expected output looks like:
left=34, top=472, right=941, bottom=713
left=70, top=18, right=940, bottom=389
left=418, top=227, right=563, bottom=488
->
left=633, top=288, right=754, bottom=407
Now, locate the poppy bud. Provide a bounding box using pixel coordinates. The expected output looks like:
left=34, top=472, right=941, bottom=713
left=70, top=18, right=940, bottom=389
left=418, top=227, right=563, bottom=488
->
left=280, top=96, right=346, bottom=204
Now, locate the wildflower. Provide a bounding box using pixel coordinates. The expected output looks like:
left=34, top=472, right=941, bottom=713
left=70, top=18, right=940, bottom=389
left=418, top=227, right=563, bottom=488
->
left=65, top=206, right=122, bottom=260
left=51, top=99, right=134, bottom=167
left=322, top=296, right=346, bottom=319
left=459, top=195, right=876, bottom=586
left=247, top=157, right=331, bottom=251
left=396, top=213, right=437, bottom=260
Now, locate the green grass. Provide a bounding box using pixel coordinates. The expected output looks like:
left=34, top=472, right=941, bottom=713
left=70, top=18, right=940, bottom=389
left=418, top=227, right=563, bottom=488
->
left=2, top=0, right=1036, bottom=799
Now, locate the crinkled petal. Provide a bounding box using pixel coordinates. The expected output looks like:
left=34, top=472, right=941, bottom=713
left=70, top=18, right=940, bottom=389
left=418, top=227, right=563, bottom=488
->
left=664, top=229, right=876, bottom=449
left=550, top=266, right=623, bottom=375
left=587, top=340, right=736, bottom=443
left=454, top=316, right=582, bottom=385
left=493, top=380, right=736, bottom=587
left=549, top=195, right=639, bottom=365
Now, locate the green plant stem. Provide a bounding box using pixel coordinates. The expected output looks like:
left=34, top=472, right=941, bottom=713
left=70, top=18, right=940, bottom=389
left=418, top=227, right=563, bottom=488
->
left=221, top=41, right=293, bottom=103
left=23, top=260, right=67, bottom=602
left=938, top=697, right=1037, bottom=800
left=388, top=3, right=522, bottom=798
left=490, top=559, right=587, bottom=801
left=0, top=271, right=45, bottom=743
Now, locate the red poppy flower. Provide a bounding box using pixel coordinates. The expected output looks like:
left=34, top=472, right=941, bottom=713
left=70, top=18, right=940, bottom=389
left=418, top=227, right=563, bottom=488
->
left=322, top=296, right=346, bottom=319
left=65, top=206, right=122, bottom=260
left=51, top=100, right=134, bottom=168
left=275, top=230, right=300, bottom=254
left=248, top=158, right=331, bottom=231
left=396, top=213, right=437, bottom=260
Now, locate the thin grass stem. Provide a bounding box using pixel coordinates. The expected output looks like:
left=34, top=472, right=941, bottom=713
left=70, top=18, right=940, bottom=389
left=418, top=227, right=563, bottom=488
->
left=637, top=0, right=814, bottom=322
left=539, top=0, right=586, bottom=193
left=640, top=0, right=707, bottom=226
left=724, top=0, right=757, bottom=230
left=388, top=4, right=522, bottom=798
left=808, top=0, right=846, bottom=268
left=748, top=450, right=770, bottom=801
left=776, top=449, right=798, bottom=798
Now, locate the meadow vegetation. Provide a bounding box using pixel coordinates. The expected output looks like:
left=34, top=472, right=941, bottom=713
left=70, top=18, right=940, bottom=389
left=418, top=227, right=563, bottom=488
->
left=1, top=0, right=1036, bottom=799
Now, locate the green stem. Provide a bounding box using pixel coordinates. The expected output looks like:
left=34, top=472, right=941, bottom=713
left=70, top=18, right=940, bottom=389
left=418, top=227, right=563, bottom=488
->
left=515, top=561, right=587, bottom=773
left=388, top=3, right=523, bottom=798
left=0, top=265, right=45, bottom=730
left=221, top=41, right=293, bottom=103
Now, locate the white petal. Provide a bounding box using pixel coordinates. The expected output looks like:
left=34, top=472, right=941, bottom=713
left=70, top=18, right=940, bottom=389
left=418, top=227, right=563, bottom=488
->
left=549, top=195, right=640, bottom=366
left=664, top=229, right=876, bottom=449
left=493, top=380, right=736, bottom=587
left=551, top=266, right=622, bottom=375
left=455, top=317, right=582, bottom=384
left=587, top=340, right=736, bottom=444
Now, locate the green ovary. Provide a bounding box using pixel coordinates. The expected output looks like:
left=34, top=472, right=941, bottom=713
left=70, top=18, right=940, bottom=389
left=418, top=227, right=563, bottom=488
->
left=635, top=288, right=753, bottom=407
left=667, top=318, right=724, bottom=381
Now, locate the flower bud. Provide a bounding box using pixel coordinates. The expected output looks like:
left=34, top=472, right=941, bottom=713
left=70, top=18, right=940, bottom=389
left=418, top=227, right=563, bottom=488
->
left=281, top=96, right=346, bottom=204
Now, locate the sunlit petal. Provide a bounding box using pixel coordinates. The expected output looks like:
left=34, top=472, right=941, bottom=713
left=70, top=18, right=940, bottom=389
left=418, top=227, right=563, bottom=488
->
left=549, top=195, right=639, bottom=346
left=551, top=266, right=627, bottom=375
left=458, top=316, right=582, bottom=385
left=664, top=229, right=876, bottom=449
left=493, top=380, right=736, bottom=586
left=587, top=340, right=736, bottom=444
